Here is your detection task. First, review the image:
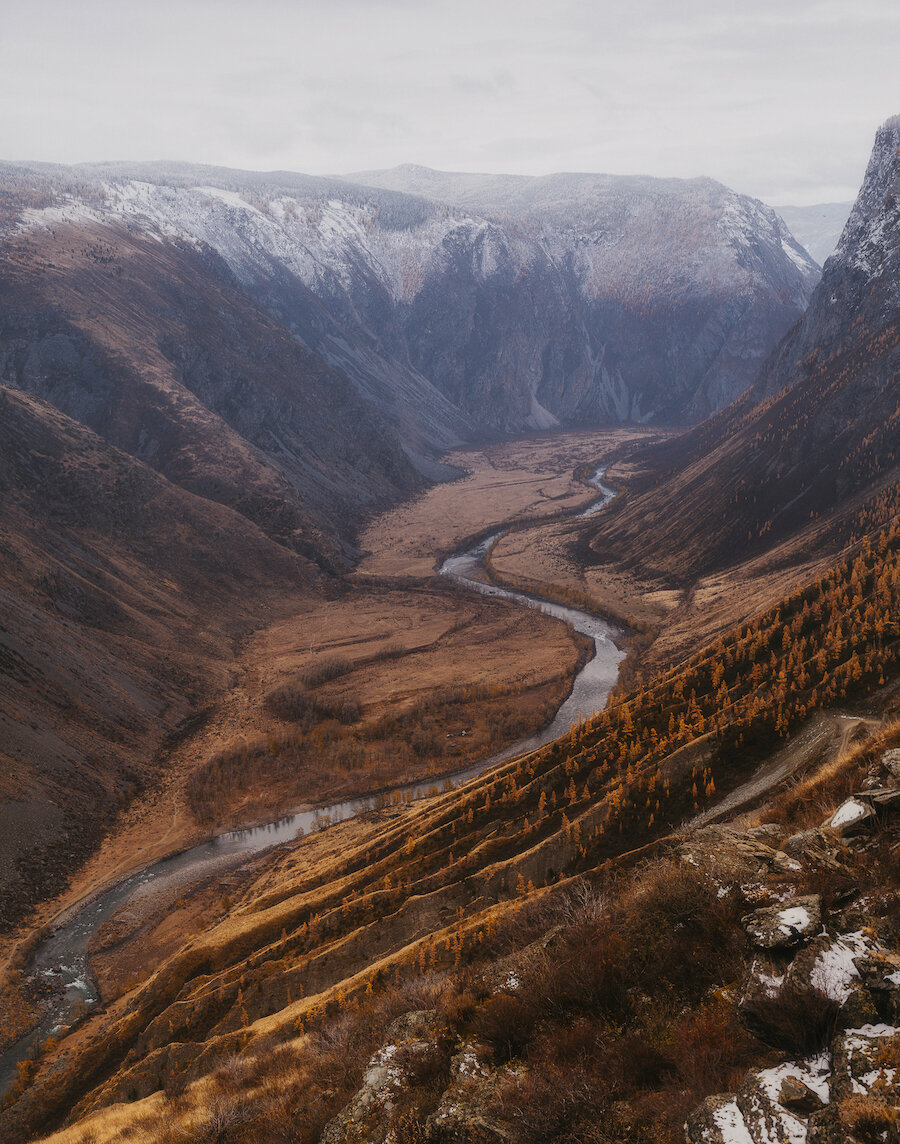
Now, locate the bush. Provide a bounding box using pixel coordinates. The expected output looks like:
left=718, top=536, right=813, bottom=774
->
left=739, top=980, right=840, bottom=1054
left=299, top=656, right=352, bottom=687
left=473, top=993, right=539, bottom=1061
left=265, top=682, right=323, bottom=724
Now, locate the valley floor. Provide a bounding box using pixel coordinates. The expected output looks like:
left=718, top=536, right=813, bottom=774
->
left=0, top=427, right=655, bottom=1071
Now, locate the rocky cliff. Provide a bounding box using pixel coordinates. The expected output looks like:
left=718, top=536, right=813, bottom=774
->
left=1, top=159, right=818, bottom=442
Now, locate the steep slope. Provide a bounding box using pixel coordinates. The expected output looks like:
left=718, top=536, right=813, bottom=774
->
left=348, top=164, right=819, bottom=421
left=0, top=386, right=318, bottom=928
left=0, top=218, right=422, bottom=570
left=580, top=117, right=900, bottom=582
left=4, top=159, right=818, bottom=433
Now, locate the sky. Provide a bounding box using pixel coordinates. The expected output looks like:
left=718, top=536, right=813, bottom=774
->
left=2, top=0, right=898, bottom=205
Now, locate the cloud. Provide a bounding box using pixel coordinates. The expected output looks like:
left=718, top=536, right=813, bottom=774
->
left=0, top=0, right=894, bottom=203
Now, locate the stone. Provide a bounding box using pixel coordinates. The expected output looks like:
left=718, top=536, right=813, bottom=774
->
left=787, top=932, right=878, bottom=1013
left=881, top=748, right=900, bottom=779
left=746, top=823, right=788, bottom=847
left=778, top=1074, right=826, bottom=1114
left=320, top=1011, right=447, bottom=1144
left=823, top=798, right=877, bottom=838
left=830, top=1022, right=900, bottom=1101
left=805, top=1106, right=845, bottom=1144
left=739, top=1064, right=828, bottom=1142
left=855, top=953, right=900, bottom=1022
left=738, top=955, right=790, bottom=1039
left=426, top=1051, right=517, bottom=1144
left=741, top=896, right=822, bottom=951
left=867, top=787, right=900, bottom=810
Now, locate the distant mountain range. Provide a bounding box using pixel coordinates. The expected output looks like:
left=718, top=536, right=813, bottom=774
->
left=773, top=201, right=854, bottom=266
left=1, top=160, right=817, bottom=456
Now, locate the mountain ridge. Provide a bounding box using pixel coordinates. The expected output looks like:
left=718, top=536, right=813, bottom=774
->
left=2, top=158, right=819, bottom=432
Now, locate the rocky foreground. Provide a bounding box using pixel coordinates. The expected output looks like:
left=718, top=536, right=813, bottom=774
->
left=293, top=752, right=900, bottom=1144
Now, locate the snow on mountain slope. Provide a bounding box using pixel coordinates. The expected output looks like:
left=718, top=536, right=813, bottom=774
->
left=8, top=161, right=819, bottom=431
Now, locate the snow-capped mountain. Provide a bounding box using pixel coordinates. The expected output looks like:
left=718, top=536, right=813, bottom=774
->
left=3, top=160, right=818, bottom=435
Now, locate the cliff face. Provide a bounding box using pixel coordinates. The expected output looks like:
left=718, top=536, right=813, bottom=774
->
left=2, top=160, right=818, bottom=441
left=0, top=219, right=423, bottom=570
left=582, top=118, right=900, bottom=578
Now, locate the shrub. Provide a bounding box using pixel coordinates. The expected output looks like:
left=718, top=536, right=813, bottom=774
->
left=299, top=655, right=352, bottom=687
left=739, top=979, right=840, bottom=1054
left=839, top=1095, right=900, bottom=1144
left=473, top=993, right=539, bottom=1061
left=265, top=682, right=323, bottom=724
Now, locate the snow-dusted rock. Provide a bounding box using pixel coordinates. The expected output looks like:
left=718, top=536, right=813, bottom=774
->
left=426, top=1046, right=516, bottom=1144
left=823, top=799, right=876, bottom=838
left=742, top=897, right=822, bottom=951
left=685, top=1094, right=756, bottom=1144
left=320, top=1010, right=447, bottom=1144
left=830, top=1023, right=900, bottom=1100
left=737, top=1056, right=831, bottom=1142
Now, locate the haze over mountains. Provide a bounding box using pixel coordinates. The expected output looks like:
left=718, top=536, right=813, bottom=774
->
left=773, top=200, right=854, bottom=266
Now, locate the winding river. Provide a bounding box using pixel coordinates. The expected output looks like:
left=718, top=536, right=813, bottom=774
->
left=0, top=465, right=622, bottom=1095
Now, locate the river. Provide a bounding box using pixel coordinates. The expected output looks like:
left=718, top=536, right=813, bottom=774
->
left=0, top=464, right=622, bottom=1095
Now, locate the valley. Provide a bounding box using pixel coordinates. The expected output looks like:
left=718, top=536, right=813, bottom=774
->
left=0, top=114, right=898, bottom=1144
left=0, top=428, right=646, bottom=1106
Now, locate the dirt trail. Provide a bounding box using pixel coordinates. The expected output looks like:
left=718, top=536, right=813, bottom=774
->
left=683, top=710, right=883, bottom=832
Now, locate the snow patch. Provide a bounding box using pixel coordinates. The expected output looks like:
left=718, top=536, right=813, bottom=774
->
left=777, top=906, right=811, bottom=934
left=830, top=799, right=868, bottom=827
left=810, top=931, right=878, bottom=1003
left=711, top=1099, right=755, bottom=1144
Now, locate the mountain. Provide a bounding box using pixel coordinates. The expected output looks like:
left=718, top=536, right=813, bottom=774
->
left=2, top=159, right=818, bottom=436
left=583, top=117, right=900, bottom=581
left=774, top=200, right=854, bottom=266
left=0, top=386, right=319, bottom=928
left=2, top=132, right=899, bottom=1144
left=0, top=209, right=426, bottom=572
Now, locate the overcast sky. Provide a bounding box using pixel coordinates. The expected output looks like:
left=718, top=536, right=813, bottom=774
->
left=3, top=0, right=898, bottom=205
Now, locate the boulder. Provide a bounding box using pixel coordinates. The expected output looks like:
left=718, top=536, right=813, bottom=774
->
left=866, top=787, right=900, bottom=810
left=741, top=896, right=822, bottom=951
left=782, top=830, right=848, bottom=872
left=738, top=955, right=790, bottom=1037
left=881, top=748, right=900, bottom=779
left=426, top=1046, right=516, bottom=1144
left=738, top=1060, right=830, bottom=1142
left=680, top=826, right=802, bottom=882
left=830, top=1022, right=900, bottom=1100
left=787, top=932, right=880, bottom=1026
left=823, top=799, right=877, bottom=838
left=320, top=1010, right=447, bottom=1144
left=778, top=1074, right=826, bottom=1114
left=855, top=952, right=900, bottom=1021
left=805, top=1106, right=845, bottom=1144
left=746, top=824, right=788, bottom=847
